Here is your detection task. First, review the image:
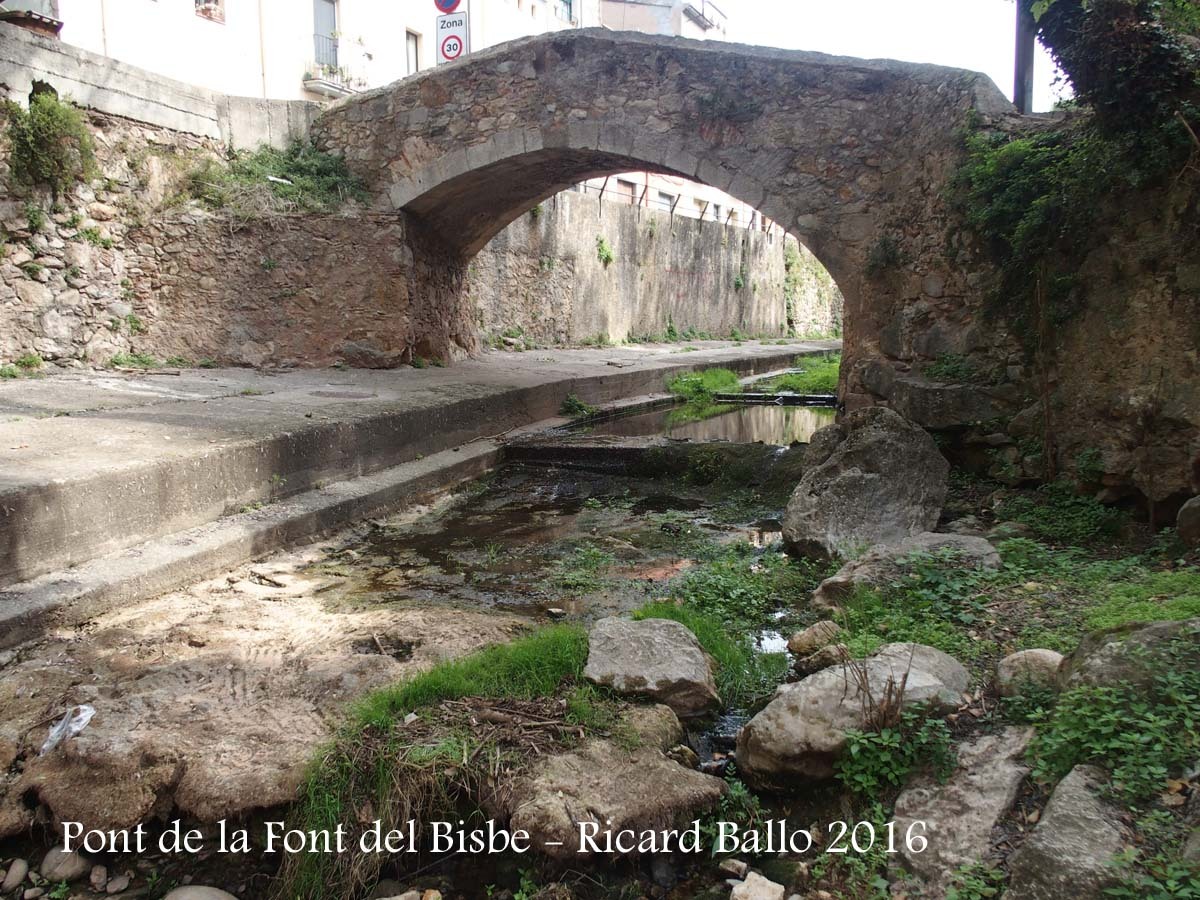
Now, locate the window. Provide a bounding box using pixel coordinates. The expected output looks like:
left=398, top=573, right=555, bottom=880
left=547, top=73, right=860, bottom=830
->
left=616, top=179, right=637, bottom=204
left=406, top=31, right=421, bottom=75
left=313, top=0, right=338, bottom=67
left=711, top=203, right=722, bottom=222
left=556, top=0, right=574, bottom=21
left=195, top=0, right=224, bottom=23
left=657, top=191, right=675, bottom=211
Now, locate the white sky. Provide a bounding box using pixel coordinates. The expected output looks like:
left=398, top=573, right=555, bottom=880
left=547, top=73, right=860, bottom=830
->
left=727, top=0, right=1066, bottom=112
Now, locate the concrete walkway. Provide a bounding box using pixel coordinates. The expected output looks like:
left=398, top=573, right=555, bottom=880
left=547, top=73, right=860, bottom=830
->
left=0, top=340, right=837, bottom=600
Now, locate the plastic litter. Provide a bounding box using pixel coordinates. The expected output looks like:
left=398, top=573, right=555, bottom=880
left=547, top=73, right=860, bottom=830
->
left=39, top=704, right=95, bottom=756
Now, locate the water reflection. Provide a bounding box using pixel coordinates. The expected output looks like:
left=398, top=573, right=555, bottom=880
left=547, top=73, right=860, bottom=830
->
left=583, top=404, right=836, bottom=445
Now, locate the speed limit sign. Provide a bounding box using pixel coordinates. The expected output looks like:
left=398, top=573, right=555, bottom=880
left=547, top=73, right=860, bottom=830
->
left=436, top=11, right=469, bottom=64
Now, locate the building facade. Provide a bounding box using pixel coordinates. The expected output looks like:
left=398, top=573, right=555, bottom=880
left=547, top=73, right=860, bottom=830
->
left=16, top=0, right=599, bottom=102
left=3, top=0, right=770, bottom=233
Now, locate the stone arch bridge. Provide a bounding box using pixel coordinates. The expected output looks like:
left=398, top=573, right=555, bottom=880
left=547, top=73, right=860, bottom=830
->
left=313, top=29, right=1015, bottom=413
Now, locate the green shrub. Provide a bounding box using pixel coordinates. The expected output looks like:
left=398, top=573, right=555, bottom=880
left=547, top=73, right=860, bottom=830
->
left=559, top=393, right=597, bottom=418
left=23, top=201, right=45, bottom=232
left=923, top=353, right=980, bottom=383
left=15, top=353, right=42, bottom=370
left=108, top=352, right=158, bottom=369
left=0, top=365, right=19, bottom=379
left=596, top=235, right=614, bottom=266
left=1028, top=635, right=1200, bottom=802
left=836, top=707, right=956, bottom=796
left=187, top=141, right=365, bottom=217
left=999, top=481, right=1126, bottom=545
left=667, top=367, right=741, bottom=402
left=757, top=353, right=841, bottom=394
left=77, top=226, right=113, bottom=249
left=945, top=863, right=1006, bottom=900
left=4, top=93, right=96, bottom=197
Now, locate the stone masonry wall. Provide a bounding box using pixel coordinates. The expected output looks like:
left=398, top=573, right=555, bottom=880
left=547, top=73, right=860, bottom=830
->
left=468, top=190, right=840, bottom=346
left=0, top=106, right=793, bottom=371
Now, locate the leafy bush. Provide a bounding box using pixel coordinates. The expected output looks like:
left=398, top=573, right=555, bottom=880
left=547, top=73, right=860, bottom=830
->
left=108, top=352, right=159, bottom=369
left=187, top=141, right=365, bottom=217
left=757, top=352, right=841, bottom=395
left=1028, top=636, right=1200, bottom=802
left=15, top=353, right=42, bottom=370
left=559, top=393, right=597, bottom=418
left=667, top=367, right=742, bottom=402
left=837, top=549, right=997, bottom=661
left=999, top=481, right=1125, bottom=545
left=596, top=235, right=615, bottom=266
left=923, top=353, right=980, bottom=384
left=4, top=92, right=96, bottom=197
left=836, top=707, right=956, bottom=796
left=945, top=863, right=1006, bottom=900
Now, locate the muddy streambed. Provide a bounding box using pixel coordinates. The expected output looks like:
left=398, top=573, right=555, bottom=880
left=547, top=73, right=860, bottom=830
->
left=0, top=437, right=833, bottom=900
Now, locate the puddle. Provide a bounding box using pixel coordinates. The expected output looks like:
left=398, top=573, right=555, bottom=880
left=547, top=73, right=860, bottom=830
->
left=579, top=403, right=835, bottom=444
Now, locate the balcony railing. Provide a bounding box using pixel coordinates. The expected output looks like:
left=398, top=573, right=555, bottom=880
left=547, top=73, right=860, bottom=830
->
left=682, top=0, right=726, bottom=32
left=314, top=33, right=338, bottom=68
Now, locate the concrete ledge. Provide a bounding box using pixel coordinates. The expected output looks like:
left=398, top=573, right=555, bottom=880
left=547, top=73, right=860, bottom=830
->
left=0, top=21, right=318, bottom=147
left=0, top=436, right=504, bottom=650
left=0, top=342, right=838, bottom=590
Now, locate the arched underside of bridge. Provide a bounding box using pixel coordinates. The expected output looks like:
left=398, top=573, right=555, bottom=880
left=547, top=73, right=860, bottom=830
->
left=315, top=29, right=1015, bottom=409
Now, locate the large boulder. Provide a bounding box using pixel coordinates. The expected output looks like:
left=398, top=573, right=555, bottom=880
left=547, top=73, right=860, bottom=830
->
left=1058, top=618, right=1200, bottom=691
left=996, top=649, right=1063, bottom=697
left=892, top=727, right=1033, bottom=891
left=786, top=620, right=841, bottom=656
left=1006, top=765, right=1129, bottom=900
left=811, top=532, right=1000, bottom=608
left=1178, top=496, right=1200, bottom=547
left=584, top=617, right=720, bottom=717
left=735, top=643, right=968, bottom=788
left=783, top=407, right=950, bottom=559
left=499, top=705, right=726, bottom=858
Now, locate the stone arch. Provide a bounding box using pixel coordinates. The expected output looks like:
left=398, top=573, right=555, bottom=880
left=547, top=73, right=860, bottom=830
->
left=314, top=29, right=1013, bottom=405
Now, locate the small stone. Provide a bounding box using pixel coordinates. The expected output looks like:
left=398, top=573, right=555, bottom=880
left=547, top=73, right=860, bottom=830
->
left=794, top=643, right=848, bottom=676
left=786, top=620, right=840, bottom=656
left=3, top=859, right=29, bottom=891
left=91, top=864, right=108, bottom=890
left=730, top=872, right=785, bottom=900
left=106, top=874, right=132, bottom=894
left=996, top=649, right=1063, bottom=697
left=546, top=607, right=567, bottom=619
left=24, top=889, right=44, bottom=900
left=40, top=845, right=90, bottom=882
left=719, top=858, right=750, bottom=878
left=420, top=891, right=442, bottom=900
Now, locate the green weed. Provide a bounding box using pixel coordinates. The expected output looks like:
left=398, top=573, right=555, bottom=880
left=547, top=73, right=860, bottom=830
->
left=559, top=393, right=597, bottom=418
left=4, top=92, right=97, bottom=197
left=667, top=367, right=742, bottom=402
left=837, top=707, right=956, bottom=796
left=756, top=353, right=841, bottom=394
left=1028, top=634, right=1200, bottom=803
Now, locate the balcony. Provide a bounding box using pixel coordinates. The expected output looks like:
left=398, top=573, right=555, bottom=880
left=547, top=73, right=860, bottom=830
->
left=682, top=0, right=726, bottom=33
left=0, top=0, right=63, bottom=36
left=302, top=34, right=366, bottom=99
